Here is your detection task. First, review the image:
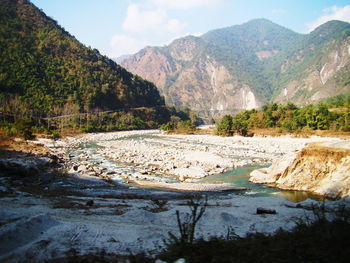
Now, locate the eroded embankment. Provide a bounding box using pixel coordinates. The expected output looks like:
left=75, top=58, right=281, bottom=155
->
left=250, top=141, right=350, bottom=198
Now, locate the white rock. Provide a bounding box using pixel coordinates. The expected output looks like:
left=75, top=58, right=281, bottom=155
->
left=249, top=152, right=297, bottom=184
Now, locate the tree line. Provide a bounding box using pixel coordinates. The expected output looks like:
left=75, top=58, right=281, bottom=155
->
left=216, top=96, right=350, bottom=136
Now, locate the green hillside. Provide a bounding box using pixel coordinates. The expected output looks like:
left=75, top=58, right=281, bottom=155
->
left=202, top=19, right=350, bottom=101
left=0, top=0, right=164, bottom=120
left=267, top=20, right=350, bottom=97
left=200, top=19, right=303, bottom=99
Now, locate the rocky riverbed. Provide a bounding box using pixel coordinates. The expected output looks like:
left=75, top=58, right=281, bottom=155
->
left=61, top=130, right=342, bottom=191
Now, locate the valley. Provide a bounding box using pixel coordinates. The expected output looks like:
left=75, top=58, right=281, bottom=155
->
left=0, top=0, right=350, bottom=262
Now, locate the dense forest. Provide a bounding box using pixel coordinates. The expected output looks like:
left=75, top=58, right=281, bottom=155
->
left=216, top=92, right=350, bottom=136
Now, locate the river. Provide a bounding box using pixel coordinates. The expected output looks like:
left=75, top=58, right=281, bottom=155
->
left=67, top=130, right=331, bottom=202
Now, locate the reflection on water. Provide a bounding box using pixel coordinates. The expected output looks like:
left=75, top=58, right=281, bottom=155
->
left=272, top=191, right=329, bottom=202
left=199, top=165, right=329, bottom=203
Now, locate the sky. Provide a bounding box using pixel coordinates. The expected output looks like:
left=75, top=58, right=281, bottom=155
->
left=30, top=0, right=350, bottom=59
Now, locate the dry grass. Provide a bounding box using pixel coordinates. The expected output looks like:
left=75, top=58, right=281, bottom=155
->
left=251, top=128, right=350, bottom=138
left=0, top=131, right=50, bottom=157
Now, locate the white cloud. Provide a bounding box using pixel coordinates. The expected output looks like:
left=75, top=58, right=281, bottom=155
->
left=109, top=34, right=149, bottom=58
left=306, top=5, right=350, bottom=32
left=109, top=0, right=218, bottom=57
left=272, top=9, right=286, bottom=14
left=150, top=0, right=223, bottom=10
left=122, top=3, right=185, bottom=33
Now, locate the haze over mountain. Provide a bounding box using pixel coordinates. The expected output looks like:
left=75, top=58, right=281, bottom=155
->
left=0, top=0, right=165, bottom=119
left=121, top=19, right=350, bottom=120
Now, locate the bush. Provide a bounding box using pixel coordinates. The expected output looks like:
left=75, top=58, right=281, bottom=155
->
left=160, top=120, right=196, bottom=134
left=14, top=119, right=35, bottom=140
left=50, top=130, right=61, bottom=140
left=216, top=115, right=233, bottom=136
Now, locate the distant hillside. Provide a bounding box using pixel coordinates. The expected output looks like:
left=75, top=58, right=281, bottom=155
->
left=122, top=19, right=350, bottom=120
left=0, top=0, right=165, bottom=119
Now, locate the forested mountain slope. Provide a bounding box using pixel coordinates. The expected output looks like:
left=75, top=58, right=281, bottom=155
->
left=0, top=0, right=165, bottom=119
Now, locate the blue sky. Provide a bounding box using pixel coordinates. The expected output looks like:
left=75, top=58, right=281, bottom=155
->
left=30, top=0, right=350, bottom=59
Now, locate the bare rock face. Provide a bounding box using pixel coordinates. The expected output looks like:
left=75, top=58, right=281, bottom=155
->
left=250, top=142, right=350, bottom=198
left=122, top=37, right=262, bottom=120
left=121, top=47, right=176, bottom=90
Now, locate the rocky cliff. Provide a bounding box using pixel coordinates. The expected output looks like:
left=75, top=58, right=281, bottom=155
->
left=250, top=141, right=350, bottom=198
left=122, top=19, right=350, bottom=120
left=122, top=36, right=263, bottom=120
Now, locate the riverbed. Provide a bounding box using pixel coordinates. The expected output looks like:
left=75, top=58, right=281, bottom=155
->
left=64, top=130, right=341, bottom=201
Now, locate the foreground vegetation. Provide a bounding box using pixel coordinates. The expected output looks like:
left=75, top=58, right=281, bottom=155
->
left=216, top=93, right=350, bottom=136
left=158, top=216, right=350, bottom=262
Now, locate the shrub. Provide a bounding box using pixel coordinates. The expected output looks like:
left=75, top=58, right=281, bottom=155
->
left=14, top=119, right=35, bottom=140
left=164, top=196, right=207, bottom=247
left=216, top=115, right=233, bottom=136
left=50, top=130, right=61, bottom=140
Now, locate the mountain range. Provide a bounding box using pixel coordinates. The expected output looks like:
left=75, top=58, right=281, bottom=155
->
left=121, top=18, right=350, bottom=120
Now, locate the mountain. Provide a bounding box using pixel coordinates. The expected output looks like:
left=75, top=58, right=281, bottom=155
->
left=121, top=19, right=350, bottom=120
left=0, top=0, right=164, bottom=119
left=272, top=20, right=350, bottom=104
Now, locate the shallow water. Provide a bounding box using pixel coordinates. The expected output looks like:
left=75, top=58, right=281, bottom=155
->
left=200, top=166, right=328, bottom=202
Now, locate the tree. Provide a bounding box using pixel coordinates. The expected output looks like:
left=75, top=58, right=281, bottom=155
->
left=216, top=115, right=233, bottom=136
left=189, top=111, right=199, bottom=126
left=232, top=114, right=249, bottom=136
left=165, top=196, right=207, bottom=245
left=314, top=104, right=331, bottom=130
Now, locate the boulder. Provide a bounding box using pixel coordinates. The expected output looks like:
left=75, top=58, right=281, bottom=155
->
left=77, top=165, right=87, bottom=173
left=249, top=152, right=297, bottom=184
